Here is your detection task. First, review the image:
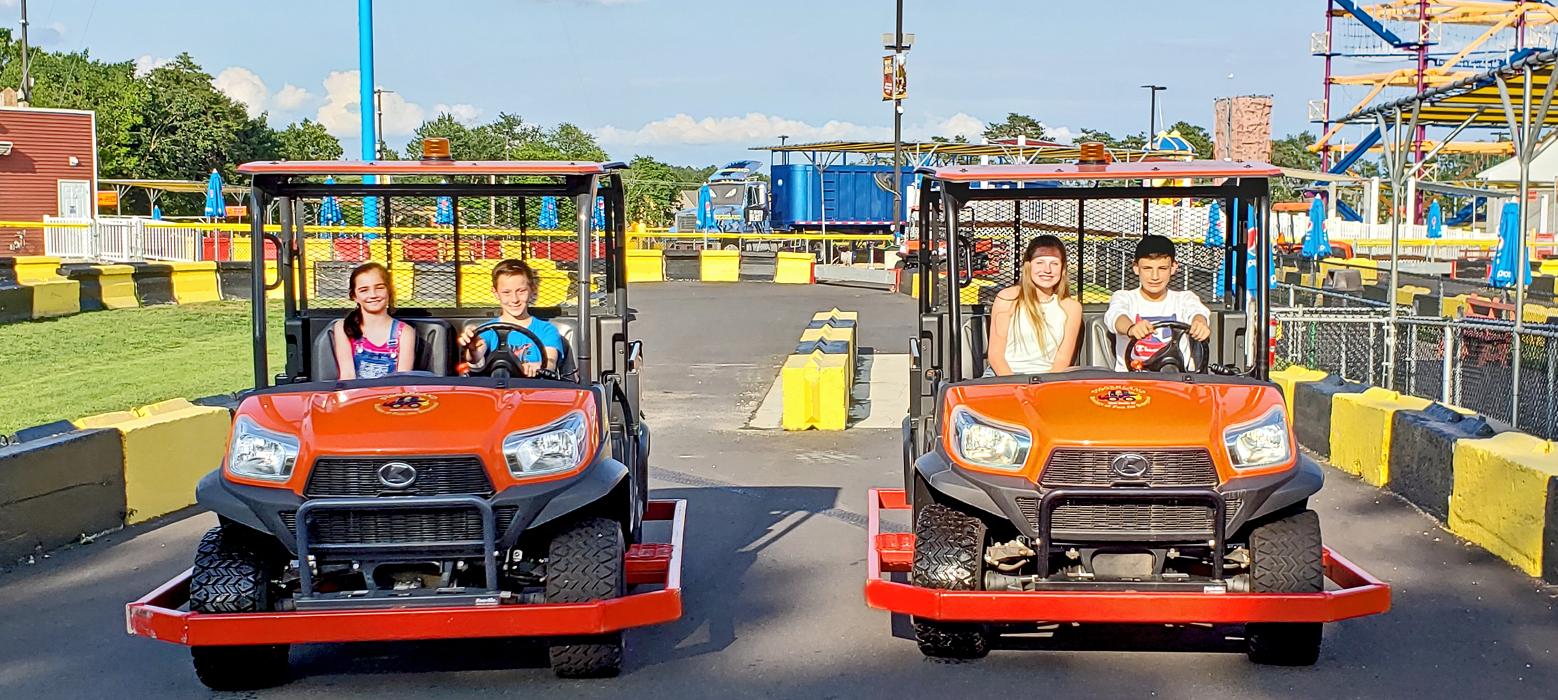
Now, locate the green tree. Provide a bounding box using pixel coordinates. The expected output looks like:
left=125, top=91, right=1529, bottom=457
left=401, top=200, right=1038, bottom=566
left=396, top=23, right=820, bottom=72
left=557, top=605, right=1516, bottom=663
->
left=277, top=119, right=343, bottom=161
left=983, top=112, right=1048, bottom=141
left=1164, top=120, right=1214, bottom=158
left=0, top=28, right=148, bottom=177
left=132, top=54, right=254, bottom=187
left=623, top=155, right=680, bottom=226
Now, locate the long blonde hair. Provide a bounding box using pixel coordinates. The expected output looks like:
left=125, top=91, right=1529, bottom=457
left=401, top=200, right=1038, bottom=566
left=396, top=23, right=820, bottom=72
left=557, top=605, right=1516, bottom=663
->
left=1016, top=235, right=1071, bottom=353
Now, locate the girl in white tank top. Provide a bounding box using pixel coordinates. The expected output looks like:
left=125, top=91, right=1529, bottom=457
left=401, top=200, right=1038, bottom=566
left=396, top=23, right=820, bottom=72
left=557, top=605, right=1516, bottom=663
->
left=986, top=236, right=1083, bottom=376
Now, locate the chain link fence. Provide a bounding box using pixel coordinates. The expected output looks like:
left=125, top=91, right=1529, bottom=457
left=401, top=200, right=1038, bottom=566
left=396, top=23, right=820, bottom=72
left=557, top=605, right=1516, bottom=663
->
left=1276, top=308, right=1558, bottom=439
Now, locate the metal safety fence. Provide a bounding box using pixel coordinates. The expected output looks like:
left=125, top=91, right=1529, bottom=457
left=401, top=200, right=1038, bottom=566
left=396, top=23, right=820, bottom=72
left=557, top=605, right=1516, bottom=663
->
left=1275, top=308, right=1558, bottom=440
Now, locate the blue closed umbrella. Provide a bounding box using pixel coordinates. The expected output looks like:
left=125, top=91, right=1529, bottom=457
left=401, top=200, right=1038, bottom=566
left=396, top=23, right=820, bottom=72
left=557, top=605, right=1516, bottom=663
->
left=696, top=186, right=714, bottom=231
left=1302, top=197, right=1330, bottom=259
left=1490, top=200, right=1529, bottom=289
left=1426, top=199, right=1443, bottom=239
left=435, top=196, right=453, bottom=226
left=319, top=177, right=344, bottom=226
left=593, top=196, right=605, bottom=231
left=1204, top=201, right=1224, bottom=247
left=1245, top=203, right=1276, bottom=301
left=539, top=196, right=559, bottom=229
left=204, top=170, right=226, bottom=219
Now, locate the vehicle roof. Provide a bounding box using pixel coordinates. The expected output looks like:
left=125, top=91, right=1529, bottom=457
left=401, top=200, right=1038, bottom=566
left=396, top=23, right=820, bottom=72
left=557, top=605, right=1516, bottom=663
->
left=918, top=160, right=1283, bottom=183
left=236, top=160, right=627, bottom=177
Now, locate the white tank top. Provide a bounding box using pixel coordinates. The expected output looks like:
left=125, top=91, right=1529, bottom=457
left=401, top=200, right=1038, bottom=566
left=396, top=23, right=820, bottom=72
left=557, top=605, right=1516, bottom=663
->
left=1005, top=295, right=1067, bottom=374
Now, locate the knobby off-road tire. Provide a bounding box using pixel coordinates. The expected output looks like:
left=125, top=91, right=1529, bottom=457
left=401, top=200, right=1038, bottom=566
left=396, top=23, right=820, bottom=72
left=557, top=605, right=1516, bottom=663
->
left=188, top=524, right=290, bottom=690
left=546, top=517, right=626, bottom=678
left=1246, top=509, right=1325, bottom=666
left=910, top=503, right=991, bottom=660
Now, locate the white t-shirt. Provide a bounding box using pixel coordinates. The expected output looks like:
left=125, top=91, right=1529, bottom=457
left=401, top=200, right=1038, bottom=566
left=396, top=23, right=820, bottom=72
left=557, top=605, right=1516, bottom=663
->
left=1104, top=289, right=1211, bottom=371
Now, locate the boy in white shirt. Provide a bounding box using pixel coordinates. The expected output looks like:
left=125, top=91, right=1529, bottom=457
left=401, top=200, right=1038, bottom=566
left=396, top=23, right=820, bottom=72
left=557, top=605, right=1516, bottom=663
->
left=1104, top=235, right=1212, bottom=371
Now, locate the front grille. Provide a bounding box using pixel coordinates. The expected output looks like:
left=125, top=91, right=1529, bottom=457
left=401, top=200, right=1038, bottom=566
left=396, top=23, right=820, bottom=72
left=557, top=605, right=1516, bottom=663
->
left=1017, top=496, right=1241, bottom=539
left=304, top=455, right=493, bottom=498
left=280, top=505, right=519, bottom=545
left=1039, top=448, right=1218, bottom=488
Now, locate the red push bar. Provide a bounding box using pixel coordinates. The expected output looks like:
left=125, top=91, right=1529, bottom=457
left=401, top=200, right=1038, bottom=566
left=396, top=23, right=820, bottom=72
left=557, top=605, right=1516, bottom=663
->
left=127, top=499, right=685, bottom=647
left=866, top=488, right=1390, bottom=625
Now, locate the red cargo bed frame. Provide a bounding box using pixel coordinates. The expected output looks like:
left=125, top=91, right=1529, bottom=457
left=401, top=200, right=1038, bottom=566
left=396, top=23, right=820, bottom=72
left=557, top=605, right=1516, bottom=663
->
left=127, top=499, right=685, bottom=647
left=865, top=488, right=1391, bottom=624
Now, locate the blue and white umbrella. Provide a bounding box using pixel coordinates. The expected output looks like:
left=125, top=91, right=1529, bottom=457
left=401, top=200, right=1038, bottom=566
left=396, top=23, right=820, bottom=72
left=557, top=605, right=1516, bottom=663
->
left=539, top=196, right=559, bottom=229
left=1204, top=200, right=1224, bottom=247
left=1301, top=196, right=1330, bottom=259
left=204, top=170, right=226, bottom=219
left=1245, top=203, right=1276, bottom=300
left=435, top=196, right=453, bottom=226
left=1490, top=200, right=1529, bottom=289
left=1426, top=199, right=1443, bottom=239
left=319, top=176, right=344, bottom=226
left=593, top=195, right=606, bottom=231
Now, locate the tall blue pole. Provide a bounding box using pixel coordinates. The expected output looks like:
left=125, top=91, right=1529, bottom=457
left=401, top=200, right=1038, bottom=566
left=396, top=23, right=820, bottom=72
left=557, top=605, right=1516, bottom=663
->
left=359, top=0, right=378, bottom=226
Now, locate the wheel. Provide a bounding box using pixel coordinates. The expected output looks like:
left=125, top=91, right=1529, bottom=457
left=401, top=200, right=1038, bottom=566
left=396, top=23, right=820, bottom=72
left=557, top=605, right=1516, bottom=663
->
left=546, top=517, right=626, bottom=678
left=188, top=524, right=290, bottom=690
left=1245, top=509, right=1325, bottom=666
left=909, top=503, right=990, bottom=660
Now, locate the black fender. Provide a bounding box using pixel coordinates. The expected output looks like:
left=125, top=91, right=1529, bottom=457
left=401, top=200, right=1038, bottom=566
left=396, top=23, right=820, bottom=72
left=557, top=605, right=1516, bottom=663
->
left=1240, top=454, right=1325, bottom=524
left=526, top=455, right=630, bottom=531
left=195, top=470, right=302, bottom=545
left=913, top=449, right=1019, bottom=522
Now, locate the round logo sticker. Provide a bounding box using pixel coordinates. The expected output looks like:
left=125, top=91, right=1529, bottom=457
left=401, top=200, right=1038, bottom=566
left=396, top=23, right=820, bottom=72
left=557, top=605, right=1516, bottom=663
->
left=375, top=393, right=439, bottom=415
left=1090, top=385, right=1151, bottom=410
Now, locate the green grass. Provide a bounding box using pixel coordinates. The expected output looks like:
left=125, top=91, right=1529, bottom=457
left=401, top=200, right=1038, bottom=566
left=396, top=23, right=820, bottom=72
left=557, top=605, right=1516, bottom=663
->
left=0, top=302, right=284, bottom=436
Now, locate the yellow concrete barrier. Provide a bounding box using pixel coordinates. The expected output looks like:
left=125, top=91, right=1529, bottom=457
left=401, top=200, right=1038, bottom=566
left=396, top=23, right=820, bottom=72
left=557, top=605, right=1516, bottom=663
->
left=95, top=264, right=139, bottom=309
left=1442, top=294, right=1470, bottom=318
left=168, top=261, right=221, bottom=304
left=1270, top=366, right=1327, bottom=417
left=535, top=268, right=573, bottom=307
left=774, top=252, right=814, bottom=284
left=459, top=259, right=499, bottom=305
left=700, top=249, right=740, bottom=282
left=1322, top=256, right=1379, bottom=285
left=77, top=398, right=231, bottom=524
left=9, top=257, right=80, bottom=318
left=1396, top=284, right=1429, bottom=306
left=960, top=278, right=995, bottom=305
left=1448, top=432, right=1558, bottom=579
left=1329, top=388, right=1435, bottom=486
left=13, top=256, right=63, bottom=285
left=780, top=351, right=852, bottom=430
left=626, top=249, right=665, bottom=282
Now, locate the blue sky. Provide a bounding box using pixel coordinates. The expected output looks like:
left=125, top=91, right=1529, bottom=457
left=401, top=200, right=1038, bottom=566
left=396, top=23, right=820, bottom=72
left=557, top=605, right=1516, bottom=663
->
left=13, top=0, right=1328, bottom=166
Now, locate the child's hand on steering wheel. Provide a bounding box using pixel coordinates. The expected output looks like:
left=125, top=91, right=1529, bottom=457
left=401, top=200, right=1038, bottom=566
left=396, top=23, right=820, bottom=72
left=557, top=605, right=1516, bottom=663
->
left=1189, top=317, right=1212, bottom=342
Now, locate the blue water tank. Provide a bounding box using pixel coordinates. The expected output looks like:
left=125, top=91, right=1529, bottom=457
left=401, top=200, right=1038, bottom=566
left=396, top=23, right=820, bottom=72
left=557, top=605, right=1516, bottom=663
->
left=769, top=163, right=910, bottom=231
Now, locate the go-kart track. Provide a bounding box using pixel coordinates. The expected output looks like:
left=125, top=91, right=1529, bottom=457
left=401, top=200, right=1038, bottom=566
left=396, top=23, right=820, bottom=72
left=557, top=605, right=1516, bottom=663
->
left=1, top=283, right=1555, bottom=698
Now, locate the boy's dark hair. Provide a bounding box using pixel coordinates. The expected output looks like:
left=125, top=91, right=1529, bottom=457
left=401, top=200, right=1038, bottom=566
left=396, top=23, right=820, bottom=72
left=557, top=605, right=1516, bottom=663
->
left=1134, top=235, right=1176, bottom=262
left=491, top=258, right=538, bottom=290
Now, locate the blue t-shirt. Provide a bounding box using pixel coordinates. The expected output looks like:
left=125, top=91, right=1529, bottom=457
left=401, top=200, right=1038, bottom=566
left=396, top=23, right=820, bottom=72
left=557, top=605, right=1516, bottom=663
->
left=477, top=318, right=565, bottom=365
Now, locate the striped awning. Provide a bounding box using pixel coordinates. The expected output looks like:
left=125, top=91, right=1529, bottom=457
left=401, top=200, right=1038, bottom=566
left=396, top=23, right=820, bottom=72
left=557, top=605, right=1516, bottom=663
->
left=752, top=140, right=1163, bottom=161
left=1338, top=49, right=1558, bottom=127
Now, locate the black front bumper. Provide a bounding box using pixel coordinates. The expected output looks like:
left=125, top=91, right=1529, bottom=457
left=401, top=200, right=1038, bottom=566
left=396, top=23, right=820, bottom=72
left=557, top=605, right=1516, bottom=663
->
left=196, top=454, right=629, bottom=558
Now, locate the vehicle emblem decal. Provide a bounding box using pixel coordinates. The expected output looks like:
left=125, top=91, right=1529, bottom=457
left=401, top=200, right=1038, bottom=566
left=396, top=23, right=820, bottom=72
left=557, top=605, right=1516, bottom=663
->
left=1089, top=385, right=1151, bottom=410
left=1109, top=453, right=1152, bottom=480
left=377, top=461, right=418, bottom=489
left=375, top=393, right=439, bottom=415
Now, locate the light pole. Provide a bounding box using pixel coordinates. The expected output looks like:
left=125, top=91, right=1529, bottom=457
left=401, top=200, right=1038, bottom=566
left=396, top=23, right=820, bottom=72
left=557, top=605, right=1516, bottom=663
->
left=884, top=10, right=914, bottom=244
left=374, top=88, right=395, bottom=159
left=1141, top=84, right=1166, bottom=145
left=18, top=0, right=31, bottom=106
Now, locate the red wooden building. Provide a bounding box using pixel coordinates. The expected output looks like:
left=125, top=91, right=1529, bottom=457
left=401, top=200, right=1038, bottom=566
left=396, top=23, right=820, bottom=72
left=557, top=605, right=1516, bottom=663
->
left=0, top=106, right=98, bottom=256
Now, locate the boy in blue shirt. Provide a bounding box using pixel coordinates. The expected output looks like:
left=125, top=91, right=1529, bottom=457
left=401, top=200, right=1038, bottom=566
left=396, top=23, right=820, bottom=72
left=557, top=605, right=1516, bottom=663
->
left=457, top=258, right=566, bottom=377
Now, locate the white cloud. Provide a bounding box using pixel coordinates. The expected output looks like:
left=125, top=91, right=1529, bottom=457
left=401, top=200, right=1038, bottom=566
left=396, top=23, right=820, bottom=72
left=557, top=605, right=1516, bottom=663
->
left=133, top=55, right=173, bottom=77
left=594, top=111, right=993, bottom=147
left=273, top=84, right=312, bottom=111
left=316, top=70, right=425, bottom=138
left=213, top=67, right=270, bottom=118
left=433, top=103, right=484, bottom=126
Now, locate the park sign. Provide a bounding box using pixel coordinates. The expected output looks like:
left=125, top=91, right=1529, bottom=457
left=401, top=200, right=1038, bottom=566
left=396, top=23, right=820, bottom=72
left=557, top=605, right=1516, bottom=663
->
left=882, top=54, right=906, bottom=101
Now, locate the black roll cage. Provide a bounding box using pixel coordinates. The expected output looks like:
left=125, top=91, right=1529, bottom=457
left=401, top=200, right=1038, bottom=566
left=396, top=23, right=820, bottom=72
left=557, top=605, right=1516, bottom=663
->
left=914, top=175, right=1275, bottom=382
left=243, top=170, right=631, bottom=390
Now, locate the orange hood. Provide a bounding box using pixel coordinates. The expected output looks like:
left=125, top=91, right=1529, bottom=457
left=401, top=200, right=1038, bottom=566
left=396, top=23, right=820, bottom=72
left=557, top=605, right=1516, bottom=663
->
left=943, top=377, right=1291, bottom=482
left=228, top=383, right=598, bottom=493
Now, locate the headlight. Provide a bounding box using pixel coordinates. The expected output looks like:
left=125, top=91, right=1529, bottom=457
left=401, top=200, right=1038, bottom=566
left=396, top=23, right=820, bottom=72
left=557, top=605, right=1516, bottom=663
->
left=1224, top=408, right=1292, bottom=469
left=951, top=407, right=1031, bottom=470
left=226, top=416, right=299, bottom=481
left=503, top=412, right=589, bottom=477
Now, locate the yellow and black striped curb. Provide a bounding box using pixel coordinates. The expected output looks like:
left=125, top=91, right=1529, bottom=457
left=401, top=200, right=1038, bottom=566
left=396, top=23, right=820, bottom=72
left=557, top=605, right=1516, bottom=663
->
left=781, top=308, right=858, bottom=431
left=1275, top=366, right=1558, bottom=584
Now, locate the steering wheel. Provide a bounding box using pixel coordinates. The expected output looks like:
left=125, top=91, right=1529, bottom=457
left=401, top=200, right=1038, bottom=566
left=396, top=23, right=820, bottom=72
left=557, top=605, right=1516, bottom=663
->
left=465, top=321, right=559, bottom=380
left=1123, top=320, right=1210, bottom=374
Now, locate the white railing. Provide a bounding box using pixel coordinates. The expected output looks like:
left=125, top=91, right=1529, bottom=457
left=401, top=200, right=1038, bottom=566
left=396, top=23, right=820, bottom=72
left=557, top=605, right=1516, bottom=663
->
left=42, top=216, right=202, bottom=263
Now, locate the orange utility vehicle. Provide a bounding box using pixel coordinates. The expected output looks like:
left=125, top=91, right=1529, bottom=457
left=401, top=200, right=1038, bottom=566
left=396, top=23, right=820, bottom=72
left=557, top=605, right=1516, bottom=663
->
left=127, top=146, right=682, bottom=689
left=871, top=152, right=1389, bottom=664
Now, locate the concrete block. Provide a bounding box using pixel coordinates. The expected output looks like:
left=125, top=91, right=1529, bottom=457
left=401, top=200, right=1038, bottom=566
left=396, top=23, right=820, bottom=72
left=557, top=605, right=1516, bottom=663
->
left=0, top=428, right=126, bottom=561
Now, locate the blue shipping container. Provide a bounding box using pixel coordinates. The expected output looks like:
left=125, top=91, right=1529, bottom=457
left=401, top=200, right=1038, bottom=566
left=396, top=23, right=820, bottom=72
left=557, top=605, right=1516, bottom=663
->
left=770, top=164, right=911, bottom=231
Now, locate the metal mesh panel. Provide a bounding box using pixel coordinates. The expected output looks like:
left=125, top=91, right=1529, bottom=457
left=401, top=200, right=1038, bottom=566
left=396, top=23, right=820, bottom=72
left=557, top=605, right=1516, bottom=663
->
left=1273, top=313, right=1389, bottom=386
left=957, top=196, right=1232, bottom=307
left=272, top=192, right=607, bottom=311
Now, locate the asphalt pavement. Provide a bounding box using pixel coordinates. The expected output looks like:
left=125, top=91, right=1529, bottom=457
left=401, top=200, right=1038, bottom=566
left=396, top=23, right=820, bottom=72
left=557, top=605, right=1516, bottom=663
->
left=1, top=282, right=1555, bottom=699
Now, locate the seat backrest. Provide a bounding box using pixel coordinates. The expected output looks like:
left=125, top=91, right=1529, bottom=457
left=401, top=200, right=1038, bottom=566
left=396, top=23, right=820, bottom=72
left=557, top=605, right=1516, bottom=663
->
left=548, top=316, right=580, bottom=378
left=312, top=318, right=454, bottom=381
